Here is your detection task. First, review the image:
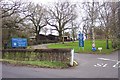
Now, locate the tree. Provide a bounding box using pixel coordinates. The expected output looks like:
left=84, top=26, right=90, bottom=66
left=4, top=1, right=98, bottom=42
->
left=117, top=2, right=120, bottom=49
left=42, top=27, right=49, bottom=35
left=94, top=27, right=105, bottom=39
left=27, top=3, right=47, bottom=42
left=71, top=21, right=79, bottom=42
left=82, top=17, right=91, bottom=39
left=0, top=0, right=27, bottom=18
left=64, top=32, right=70, bottom=37
left=46, top=1, right=77, bottom=44
left=109, top=2, right=120, bottom=49
left=1, top=0, right=30, bottom=48
left=98, top=2, right=114, bottom=49
left=117, top=2, right=120, bottom=39
left=81, top=1, right=100, bottom=47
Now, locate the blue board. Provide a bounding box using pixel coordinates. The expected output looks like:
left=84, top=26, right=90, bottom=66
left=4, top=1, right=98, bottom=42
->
left=78, top=33, right=84, bottom=47
left=11, top=38, right=27, bottom=48
left=92, top=47, right=96, bottom=51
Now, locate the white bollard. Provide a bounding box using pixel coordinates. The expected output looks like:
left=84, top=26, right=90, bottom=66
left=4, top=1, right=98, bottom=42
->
left=70, top=49, right=74, bottom=66
left=98, top=47, right=102, bottom=52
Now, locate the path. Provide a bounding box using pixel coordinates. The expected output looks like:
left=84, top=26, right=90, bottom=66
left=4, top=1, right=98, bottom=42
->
left=30, top=44, right=48, bottom=49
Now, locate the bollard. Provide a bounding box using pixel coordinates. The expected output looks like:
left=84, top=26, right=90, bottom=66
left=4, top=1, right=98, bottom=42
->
left=98, top=47, right=102, bottom=52
left=70, top=49, right=74, bottom=66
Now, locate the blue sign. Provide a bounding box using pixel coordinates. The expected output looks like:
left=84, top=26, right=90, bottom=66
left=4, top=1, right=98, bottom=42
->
left=92, top=47, right=96, bottom=51
left=78, top=33, right=84, bottom=47
left=11, top=38, right=27, bottom=48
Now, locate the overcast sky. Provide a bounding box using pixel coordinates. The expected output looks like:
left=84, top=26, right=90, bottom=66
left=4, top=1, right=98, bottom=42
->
left=26, top=0, right=82, bottom=4
left=25, top=0, right=119, bottom=4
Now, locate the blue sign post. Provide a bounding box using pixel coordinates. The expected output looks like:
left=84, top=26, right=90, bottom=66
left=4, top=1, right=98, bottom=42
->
left=78, top=32, right=84, bottom=50
left=11, top=38, right=27, bottom=48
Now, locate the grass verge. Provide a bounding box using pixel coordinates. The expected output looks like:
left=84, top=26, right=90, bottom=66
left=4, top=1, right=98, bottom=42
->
left=0, top=59, right=69, bottom=69
left=48, top=40, right=114, bottom=54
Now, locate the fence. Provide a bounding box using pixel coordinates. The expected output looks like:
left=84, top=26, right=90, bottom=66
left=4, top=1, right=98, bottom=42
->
left=2, top=49, right=71, bottom=63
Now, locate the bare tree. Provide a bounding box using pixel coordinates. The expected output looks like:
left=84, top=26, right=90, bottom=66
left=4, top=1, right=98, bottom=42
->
left=71, top=21, right=79, bottom=42
left=0, top=0, right=28, bottom=18
left=117, top=2, right=120, bottom=49
left=1, top=0, right=30, bottom=47
left=81, top=1, right=100, bottom=47
left=27, top=3, right=47, bottom=42
left=109, top=2, right=120, bottom=49
left=82, top=17, right=91, bottom=39
left=46, top=1, right=77, bottom=44
left=64, top=32, right=70, bottom=36
left=117, top=2, right=120, bottom=39
left=81, top=1, right=120, bottom=49
left=42, top=27, right=49, bottom=35
left=1, top=0, right=30, bottom=30
left=98, top=2, right=114, bottom=49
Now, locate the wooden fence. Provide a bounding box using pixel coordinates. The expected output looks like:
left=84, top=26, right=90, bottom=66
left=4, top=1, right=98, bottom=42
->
left=2, top=49, right=71, bottom=63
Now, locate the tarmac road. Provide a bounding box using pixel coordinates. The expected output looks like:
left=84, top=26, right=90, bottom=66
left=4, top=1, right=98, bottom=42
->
left=2, top=51, right=119, bottom=78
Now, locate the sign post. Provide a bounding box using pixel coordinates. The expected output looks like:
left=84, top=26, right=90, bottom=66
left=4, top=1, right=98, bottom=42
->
left=11, top=38, right=27, bottom=48
left=78, top=32, right=84, bottom=51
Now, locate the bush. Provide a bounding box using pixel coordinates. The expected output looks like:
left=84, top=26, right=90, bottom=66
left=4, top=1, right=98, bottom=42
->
left=2, top=49, right=71, bottom=63
left=112, top=39, right=120, bottom=50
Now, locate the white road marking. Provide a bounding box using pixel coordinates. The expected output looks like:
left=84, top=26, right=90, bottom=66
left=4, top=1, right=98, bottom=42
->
left=103, top=64, right=107, bottom=67
left=97, top=58, right=118, bottom=62
left=94, top=63, right=107, bottom=67
left=113, top=61, right=120, bottom=68
left=95, top=58, right=120, bottom=68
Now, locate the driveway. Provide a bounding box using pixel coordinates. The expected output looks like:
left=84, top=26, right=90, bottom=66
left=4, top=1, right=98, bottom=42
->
left=30, top=44, right=48, bottom=49
left=2, top=51, right=119, bottom=78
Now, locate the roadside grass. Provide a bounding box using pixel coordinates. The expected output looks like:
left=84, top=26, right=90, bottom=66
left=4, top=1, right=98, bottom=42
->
left=0, top=59, right=69, bottom=68
left=48, top=40, right=114, bottom=54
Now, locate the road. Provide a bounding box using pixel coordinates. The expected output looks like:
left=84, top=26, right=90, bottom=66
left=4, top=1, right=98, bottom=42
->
left=2, top=51, right=119, bottom=78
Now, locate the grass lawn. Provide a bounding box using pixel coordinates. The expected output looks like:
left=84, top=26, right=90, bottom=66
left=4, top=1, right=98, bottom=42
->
left=0, top=59, right=69, bottom=68
left=48, top=40, right=114, bottom=54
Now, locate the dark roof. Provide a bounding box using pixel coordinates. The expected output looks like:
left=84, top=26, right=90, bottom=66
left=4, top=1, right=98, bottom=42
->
left=48, top=34, right=59, bottom=37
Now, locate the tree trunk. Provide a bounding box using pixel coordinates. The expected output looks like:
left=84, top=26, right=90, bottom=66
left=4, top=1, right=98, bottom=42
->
left=72, top=36, right=75, bottom=43
left=90, top=28, right=92, bottom=40
left=85, top=34, right=87, bottom=39
left=106, top=37, right=109, bottom=49
left=72, top=30, right=75, bottom=43
left=62, top=30, right=64, bottom=44
left=36, top=31, right=39, bottom=43
left=59, top=31, right=62, bottom=42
